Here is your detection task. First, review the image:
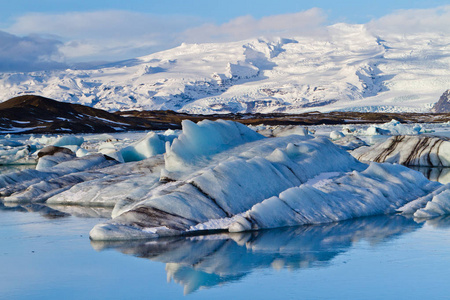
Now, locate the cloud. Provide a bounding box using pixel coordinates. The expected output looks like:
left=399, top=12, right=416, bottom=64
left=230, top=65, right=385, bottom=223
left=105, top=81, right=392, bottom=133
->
left=2, top=5, right=450, bottom=72
left=367, top=5, right=450, bottom=35
left=5, top=9, right=327, bottom=64
left=0, top=30, right=66, bottom=72
left=181, top=8, right=328, bottom=43
left=7, top=10, right=203, bottom=62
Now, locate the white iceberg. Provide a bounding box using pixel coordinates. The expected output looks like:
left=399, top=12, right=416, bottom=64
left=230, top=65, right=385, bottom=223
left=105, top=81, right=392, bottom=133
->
left=352, top=135, right=450, bottom=166
left=88, top=120, right=450, bottom=241
left=365, top=120, right=422, bottom=136
left=119, top=132, right=175, bottom=162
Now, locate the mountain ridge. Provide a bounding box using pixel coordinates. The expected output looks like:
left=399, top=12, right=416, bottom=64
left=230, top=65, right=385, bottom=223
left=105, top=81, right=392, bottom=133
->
left=1, top=24, right=449, bottom=114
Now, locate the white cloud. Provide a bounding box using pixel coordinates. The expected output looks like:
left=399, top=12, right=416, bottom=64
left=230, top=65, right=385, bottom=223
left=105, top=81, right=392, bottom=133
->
left=7, top=10, right=203, bottom=62
left=5, top=9, right=327, bottom=64
left=181, top=8, right=328, bottom=43
left=367, top=5, right=450, bottom=35
left=2, top=5, right=450, bottom=72
left=0, top=30, right=65, bottom=71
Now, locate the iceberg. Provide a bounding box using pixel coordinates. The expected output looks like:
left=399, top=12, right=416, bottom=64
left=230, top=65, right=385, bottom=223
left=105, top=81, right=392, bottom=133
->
left=88, top=121, right=450, bottom=241
left=47, top=155, right=165, bottom=211
left=0, top=153, right=118, bottom=202
left=352, top=135, right=450, bottom=166
left=89, top=125, right=373, bottom=240
left=363, top=120, right=422, bottom=136
left=2, top=120, right=450, bottom=242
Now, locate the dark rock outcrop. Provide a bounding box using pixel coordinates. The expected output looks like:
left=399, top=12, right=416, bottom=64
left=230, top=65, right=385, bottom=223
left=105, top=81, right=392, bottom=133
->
left=37, top=145, right=75, bottom=158
left=432, top=90, right=450, bottom=113
left=0, top=95, right=178, bottom=134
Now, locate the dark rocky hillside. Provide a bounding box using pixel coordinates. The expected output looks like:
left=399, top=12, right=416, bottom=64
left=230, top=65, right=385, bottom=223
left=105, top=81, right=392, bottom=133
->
left=0, top=95, right=177, bottom=134
left=117, top=110, right=450, bottom=126
left=431, top=90, right=450, bottom=113
left=1, top=95, right=450, bottom=134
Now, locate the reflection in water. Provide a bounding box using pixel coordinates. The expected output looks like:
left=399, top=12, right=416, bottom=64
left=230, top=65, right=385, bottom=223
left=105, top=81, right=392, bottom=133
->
left=409, top=166, right=450, bottom=184
left=92, top=215, right=422, bottom=295
left=0, top=164, right=35, bottom=174
left=0, top=201, right=112, bottom=219
left=415, top=215, right=450, bottom=228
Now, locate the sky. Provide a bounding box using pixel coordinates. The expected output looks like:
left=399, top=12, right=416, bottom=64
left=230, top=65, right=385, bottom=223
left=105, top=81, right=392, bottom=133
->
left=1, top=0, right=450, bottom=72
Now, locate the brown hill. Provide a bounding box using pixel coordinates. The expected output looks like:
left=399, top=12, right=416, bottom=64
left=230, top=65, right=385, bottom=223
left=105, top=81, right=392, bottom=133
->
left=0, top=95, right=177, bottom=134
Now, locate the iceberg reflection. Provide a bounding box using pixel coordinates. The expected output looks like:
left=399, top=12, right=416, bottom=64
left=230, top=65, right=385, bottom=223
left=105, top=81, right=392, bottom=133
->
left=0, top=201, right=112, bottom=219
left=91, top=215, right=421, bottom=294
left=409, top=166, right=450, bottom=184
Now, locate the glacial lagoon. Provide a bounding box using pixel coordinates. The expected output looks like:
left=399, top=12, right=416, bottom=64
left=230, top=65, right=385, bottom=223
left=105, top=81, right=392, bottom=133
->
left=2, top=122, right=450, bottom=299
left=1, top=202, right=450, bottom=299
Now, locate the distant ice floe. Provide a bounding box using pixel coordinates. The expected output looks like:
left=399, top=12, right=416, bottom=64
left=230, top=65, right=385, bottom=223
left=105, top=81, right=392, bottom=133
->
left=352, top=135, right=450, bottom=167
left=2, top=120, right=450, bottom=241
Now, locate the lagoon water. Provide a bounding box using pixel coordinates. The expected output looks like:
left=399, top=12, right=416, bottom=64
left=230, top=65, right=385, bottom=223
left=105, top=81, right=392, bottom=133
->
left=1, top=148, right=450, bottom=299
left=1, top=202, right=450, bottom=299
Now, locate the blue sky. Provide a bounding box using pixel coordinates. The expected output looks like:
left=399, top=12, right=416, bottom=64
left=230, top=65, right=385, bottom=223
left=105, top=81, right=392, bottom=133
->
left=2, top=0, right=449, bottom=24
left=1, top=1, right=450, bottom=71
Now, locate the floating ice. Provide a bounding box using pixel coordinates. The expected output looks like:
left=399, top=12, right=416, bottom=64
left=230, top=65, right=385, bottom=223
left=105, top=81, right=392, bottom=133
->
left=330, top=131, right=345, bottom=140
left=89, top=131, right=369, bottom=240
left=47, top=155, right=165, bottom=211
left=365, top=120, right=422, bottom=136
left=164, top=119, right=264, bottom=175
left=0, top=154, right=118, bottom=202
left=352, top=135, right=450, bottom=166
left=412, top=189, right=450, bottom=218
left=88, top=120, right=450, bottom=241
left=119, top=132, right=175, bottom=162
left=52, top=135, right=84, bottom=147
left=226, top=163, right=439, bottom=232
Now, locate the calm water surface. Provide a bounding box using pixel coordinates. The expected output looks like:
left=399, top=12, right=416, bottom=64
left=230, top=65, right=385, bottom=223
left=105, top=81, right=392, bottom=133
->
left=1, top=164, right=450, bottom=299
left=1, top=204, right=450, bottom=299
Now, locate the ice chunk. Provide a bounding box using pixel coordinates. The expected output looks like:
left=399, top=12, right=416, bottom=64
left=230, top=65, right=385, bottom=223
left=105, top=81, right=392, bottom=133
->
left=47, top=155, right=165, bottom=210
left=413, top=189, right=450, bottom=218
left=0, top=145, right=36, bottom=165
left=365, top=120, right=422, bottom=136
left=352, top=135, right=450, bottom=166
left=98, top=142, right=124, bottom=163
left=330, top=131, right=345, bottom=140
left=271, top=126, right=310, bottom=137
left=1, top=154, right=118, bottom=201
left=225, top=163, right=440, bottom=232
left=76, top=148, right=90, bottom=157
left=36, top=146, right=76, bottom=171
left=90, top=134, right=365, bottom=240
left=119, top=132, right=173, bottom=162
left=52, top=135, right=84, bottom=147
left=164, top=119, right=264, bottom=173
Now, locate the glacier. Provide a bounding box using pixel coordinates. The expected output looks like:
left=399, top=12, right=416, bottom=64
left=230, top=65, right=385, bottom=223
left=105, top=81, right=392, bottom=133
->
left=0, top=24, right=449, bottom=114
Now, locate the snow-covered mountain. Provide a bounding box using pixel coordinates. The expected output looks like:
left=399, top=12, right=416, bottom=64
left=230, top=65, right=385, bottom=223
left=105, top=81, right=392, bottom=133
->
left=1, top=23, right=449, bottom=114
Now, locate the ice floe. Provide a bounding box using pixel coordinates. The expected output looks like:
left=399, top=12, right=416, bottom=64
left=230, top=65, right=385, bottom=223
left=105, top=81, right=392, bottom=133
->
left=352, top=135, right=450, bottom=166
left=2, top=120, right=450, bottom=241
left=88, top=120, right=450, bottom=240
